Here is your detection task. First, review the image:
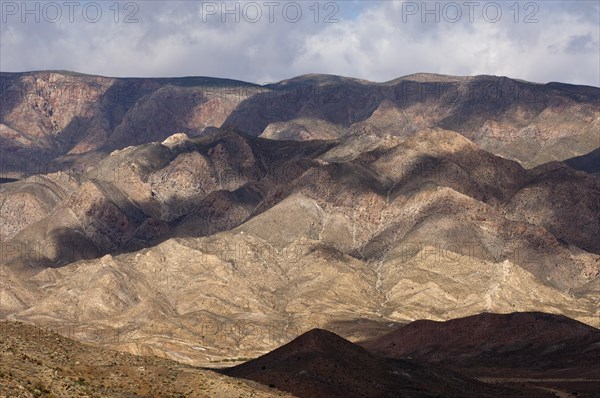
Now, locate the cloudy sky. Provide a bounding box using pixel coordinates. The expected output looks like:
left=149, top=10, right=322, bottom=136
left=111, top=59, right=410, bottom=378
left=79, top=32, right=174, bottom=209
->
left=1, top=1, right=598, bottom=85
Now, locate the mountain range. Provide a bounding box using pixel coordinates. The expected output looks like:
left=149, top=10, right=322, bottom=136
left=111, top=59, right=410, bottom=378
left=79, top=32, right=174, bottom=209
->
left=1, top=71, right=599, bottom=397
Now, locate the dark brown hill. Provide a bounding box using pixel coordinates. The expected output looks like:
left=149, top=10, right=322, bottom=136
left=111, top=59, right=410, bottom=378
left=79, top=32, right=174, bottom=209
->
left=223, top=328, right=549, bottom=398
left=361, top=312, right=600, bottom=377
left=565, top=148, right=600, bottom=175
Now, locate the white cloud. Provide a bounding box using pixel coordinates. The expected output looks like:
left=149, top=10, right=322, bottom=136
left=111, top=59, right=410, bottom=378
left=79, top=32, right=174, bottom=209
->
left=0, top=1, right=598, bottom=86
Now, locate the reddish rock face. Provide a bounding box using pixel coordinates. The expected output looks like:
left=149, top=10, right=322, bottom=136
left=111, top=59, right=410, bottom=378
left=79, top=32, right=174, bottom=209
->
left=0, top=72, right=262, bottom=177
left=1, top=72, right=598, bottom=179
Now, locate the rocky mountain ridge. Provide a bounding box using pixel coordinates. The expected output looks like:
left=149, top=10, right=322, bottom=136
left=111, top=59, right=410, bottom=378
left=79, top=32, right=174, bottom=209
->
left=1, top=127, right=598, bottom=367
left=2, top=71, right=598, bottom=179
left=1, top=72, right=598, bottom=395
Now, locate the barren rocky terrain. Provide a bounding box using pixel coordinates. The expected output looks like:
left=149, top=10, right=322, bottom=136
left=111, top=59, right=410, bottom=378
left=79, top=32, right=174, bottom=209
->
left=1, top=71, right=598, bottom=178
left=1, top=71, right=599, bottom=397
left=1, top=126, right=598, bottom=362
left=0, top=320, right=293, bottom=397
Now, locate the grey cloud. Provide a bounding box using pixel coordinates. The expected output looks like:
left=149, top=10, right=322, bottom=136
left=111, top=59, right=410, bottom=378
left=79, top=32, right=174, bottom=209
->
left=565, top=33, right=599, bottom=54
left=0, top=1, right=598, bottom=86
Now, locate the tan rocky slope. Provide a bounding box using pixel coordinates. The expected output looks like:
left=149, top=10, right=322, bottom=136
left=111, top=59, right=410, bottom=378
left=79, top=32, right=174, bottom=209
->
left=4, top=217, right=596, bottom=365
left=1, top=202, right=600, bottom=364
left=0, top=129, right=333, bottom=257
left=0, top=320, right=293, bottom=398
left=2, top=128, right=598, bottom=265
left=1, top=109, right=598, bottom=371
left=1, top=71, right=598, bottom=179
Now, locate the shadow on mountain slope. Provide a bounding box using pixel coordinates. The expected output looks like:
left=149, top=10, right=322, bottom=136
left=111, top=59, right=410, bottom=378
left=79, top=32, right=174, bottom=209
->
left=222, top=328, right=553, bottom=398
